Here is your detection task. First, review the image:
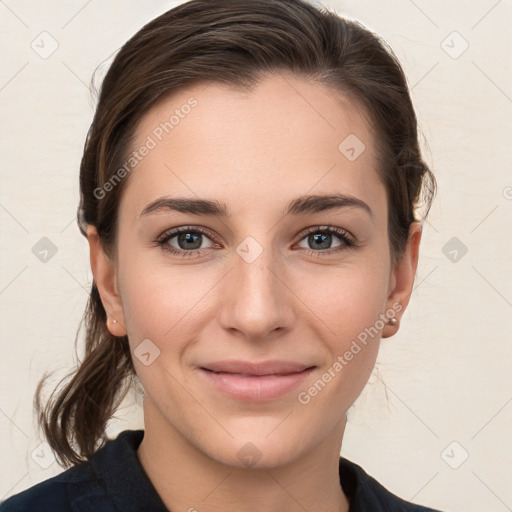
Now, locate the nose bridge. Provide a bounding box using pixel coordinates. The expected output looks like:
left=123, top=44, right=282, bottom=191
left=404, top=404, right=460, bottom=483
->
left=218, top=234, right=294, bottom=339
left=236, top=236, right=278, bottom=294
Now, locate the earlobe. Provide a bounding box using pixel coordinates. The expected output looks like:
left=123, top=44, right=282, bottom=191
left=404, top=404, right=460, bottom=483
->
left=106, top=315, right=127, bottom=337
left=381, top=221, right=422, bottom=339
left=86, top=225, right=127, bottom=337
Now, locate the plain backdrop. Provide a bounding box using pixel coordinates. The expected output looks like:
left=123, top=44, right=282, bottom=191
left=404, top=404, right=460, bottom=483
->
left=1, top=1, right=511, bottom=511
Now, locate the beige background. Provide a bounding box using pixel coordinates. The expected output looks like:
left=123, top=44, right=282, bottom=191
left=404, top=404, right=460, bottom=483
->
left=1, top=1, right=511, bottom=510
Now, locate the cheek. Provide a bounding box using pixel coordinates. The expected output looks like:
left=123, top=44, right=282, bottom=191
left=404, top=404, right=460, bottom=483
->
left=292, top=250, right=390, bottom=398
left=119, top=258, right=205, bottom=349
left=118, top=261, right=207, bottom=411
left=295, top=253, right=390, bottom=339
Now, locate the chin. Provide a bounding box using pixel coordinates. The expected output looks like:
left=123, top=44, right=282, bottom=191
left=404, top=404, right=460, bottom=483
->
left=201, top=425, right=314, bottom=470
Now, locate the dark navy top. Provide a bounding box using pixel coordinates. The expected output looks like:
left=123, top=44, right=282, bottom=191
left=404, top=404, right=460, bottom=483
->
left=0, top=429, right=443, bottom=511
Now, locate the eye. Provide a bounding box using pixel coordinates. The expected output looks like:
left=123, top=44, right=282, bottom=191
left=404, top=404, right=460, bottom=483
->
left=295, top=226, right=356, bottom=255
left=156, top=226, right=218, bottom=258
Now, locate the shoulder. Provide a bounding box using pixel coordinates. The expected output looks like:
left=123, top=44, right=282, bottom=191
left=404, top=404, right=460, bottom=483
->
left=0, top=463, right=98, bottom=512
left=0, top=436, right=124, bottom=512
left=339, top=456, right=445, bottom=511
left=1, top=429, right=165, bottom=512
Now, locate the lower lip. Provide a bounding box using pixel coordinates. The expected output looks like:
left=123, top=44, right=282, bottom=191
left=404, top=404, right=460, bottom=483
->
left=198, top=367, right=315, bottom=402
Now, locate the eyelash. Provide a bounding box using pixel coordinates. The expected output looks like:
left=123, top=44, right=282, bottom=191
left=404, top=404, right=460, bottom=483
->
left=155, top=225, right=358, bottom=259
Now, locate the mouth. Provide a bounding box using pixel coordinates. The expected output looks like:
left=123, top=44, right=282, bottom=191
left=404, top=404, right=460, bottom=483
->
left=198, top=360, right=316, bottom=401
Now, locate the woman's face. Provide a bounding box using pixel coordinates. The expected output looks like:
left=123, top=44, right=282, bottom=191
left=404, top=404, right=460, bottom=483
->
left=90, top=73, right=419, bottom=468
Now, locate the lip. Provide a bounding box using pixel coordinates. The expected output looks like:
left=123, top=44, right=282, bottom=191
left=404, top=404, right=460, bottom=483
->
left=201, top=360, right=313, bottom=376
left=198, top=360, right=316, bottom=401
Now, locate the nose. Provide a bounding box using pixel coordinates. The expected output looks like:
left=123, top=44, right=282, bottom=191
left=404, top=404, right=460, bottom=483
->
left=217, top=242, right=296, bottom=342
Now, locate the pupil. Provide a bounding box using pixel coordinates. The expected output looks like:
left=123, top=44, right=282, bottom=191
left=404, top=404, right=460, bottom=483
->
left=179, top=232, right=201, bottom=249
left=311, top=233, right=330, bottom=249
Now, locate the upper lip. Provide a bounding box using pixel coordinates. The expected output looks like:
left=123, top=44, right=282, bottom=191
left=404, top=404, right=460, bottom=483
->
left=200, top=360, right=315, bottom=376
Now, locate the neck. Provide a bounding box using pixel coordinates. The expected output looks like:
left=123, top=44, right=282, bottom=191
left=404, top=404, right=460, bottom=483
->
left=137, top=399, right=350, bottom=512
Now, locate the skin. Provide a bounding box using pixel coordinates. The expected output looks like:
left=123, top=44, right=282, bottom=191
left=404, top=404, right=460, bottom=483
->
left=87, top=73, right=421, bottom=512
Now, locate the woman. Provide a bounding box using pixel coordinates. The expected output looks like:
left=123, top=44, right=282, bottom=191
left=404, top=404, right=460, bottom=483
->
left=1, top=0, right=442, bottom=510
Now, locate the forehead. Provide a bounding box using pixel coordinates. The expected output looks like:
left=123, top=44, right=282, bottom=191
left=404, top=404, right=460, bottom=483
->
left=121, top=73, right=386, bottom=220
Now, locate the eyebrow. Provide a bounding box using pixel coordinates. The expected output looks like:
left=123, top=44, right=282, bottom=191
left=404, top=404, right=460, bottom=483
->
left=139, top=193, right=373, bottom=220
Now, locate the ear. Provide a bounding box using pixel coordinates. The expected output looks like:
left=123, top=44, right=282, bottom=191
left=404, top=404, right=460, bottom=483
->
left=86, top=225, right=127, bottom=337
left=381, top=221, right=422, bottom=339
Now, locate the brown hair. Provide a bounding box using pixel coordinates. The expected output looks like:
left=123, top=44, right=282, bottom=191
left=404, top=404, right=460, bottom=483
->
left=34, top=0, right=436, bottom=468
